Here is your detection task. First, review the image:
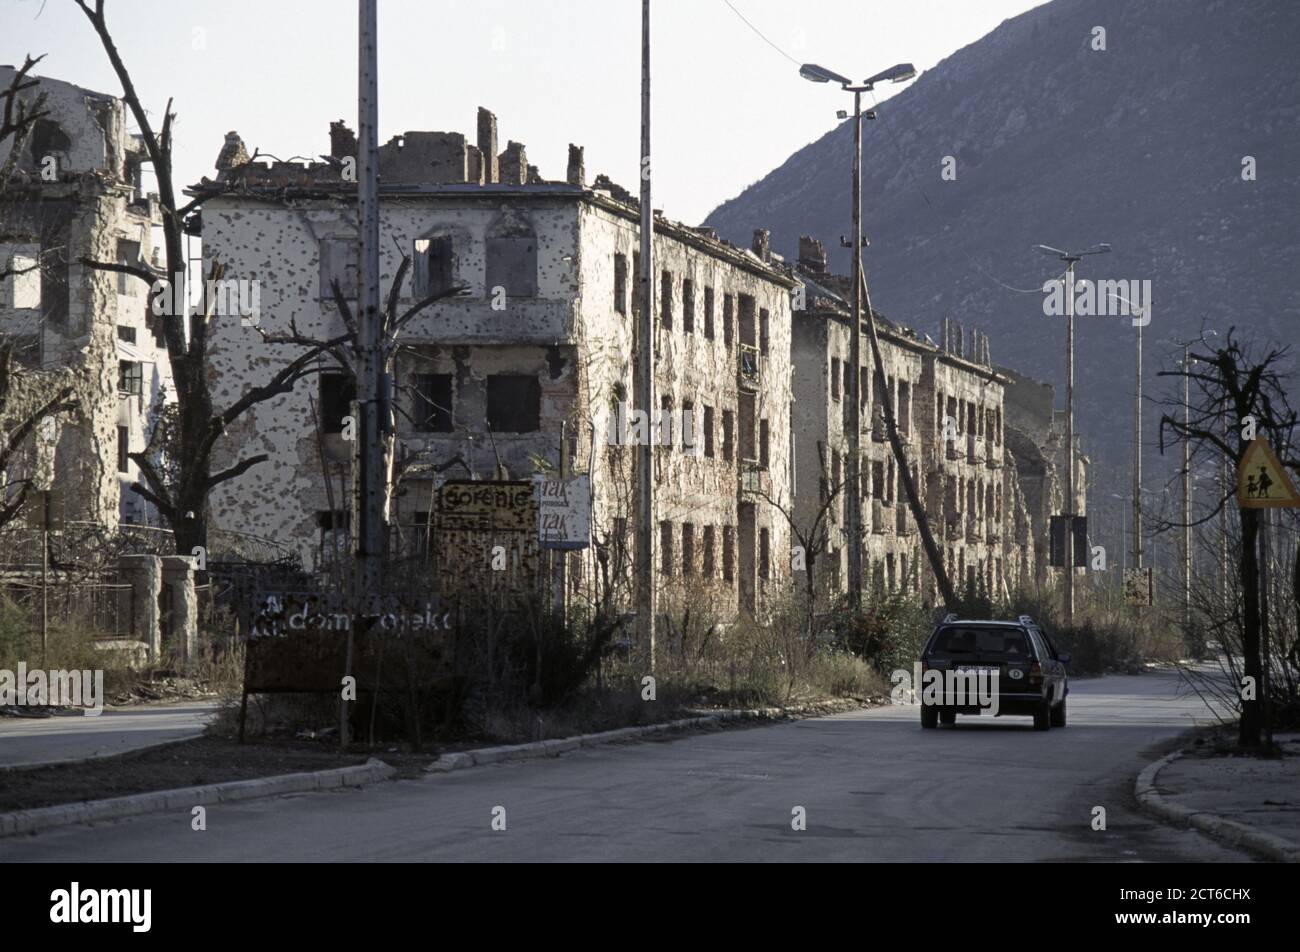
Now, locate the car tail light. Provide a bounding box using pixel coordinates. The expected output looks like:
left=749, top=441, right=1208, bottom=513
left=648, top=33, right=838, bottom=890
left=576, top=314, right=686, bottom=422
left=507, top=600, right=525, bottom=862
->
left=1028, top=662, right=1043, bottom=685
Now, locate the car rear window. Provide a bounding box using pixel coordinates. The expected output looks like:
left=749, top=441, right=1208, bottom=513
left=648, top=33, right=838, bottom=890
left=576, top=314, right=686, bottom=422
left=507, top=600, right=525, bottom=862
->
left=929, top=626, right=1032, bottom=658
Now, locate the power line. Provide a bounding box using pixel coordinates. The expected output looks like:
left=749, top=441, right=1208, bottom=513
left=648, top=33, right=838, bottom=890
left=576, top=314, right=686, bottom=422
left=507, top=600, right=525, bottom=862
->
left=867, top=88, right=1052, bottom=295
left=720, top=0, right=800, bottom=65
left=717, top=0, right=1049, bottom=298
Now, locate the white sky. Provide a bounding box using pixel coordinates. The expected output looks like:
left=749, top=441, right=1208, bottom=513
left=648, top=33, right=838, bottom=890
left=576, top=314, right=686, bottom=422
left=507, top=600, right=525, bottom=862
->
left=2, top=0, right=1047, bottom=224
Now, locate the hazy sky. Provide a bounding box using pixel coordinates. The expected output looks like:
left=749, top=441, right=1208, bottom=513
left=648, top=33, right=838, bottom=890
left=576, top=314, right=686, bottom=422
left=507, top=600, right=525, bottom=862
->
left=3, top=0, right=1046, bottom=224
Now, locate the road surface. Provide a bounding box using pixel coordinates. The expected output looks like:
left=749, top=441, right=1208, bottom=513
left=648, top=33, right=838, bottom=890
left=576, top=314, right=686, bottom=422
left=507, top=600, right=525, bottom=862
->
left=0, top=701, right=218, bottom=769
left=0, top=670, right=1249, bottom=861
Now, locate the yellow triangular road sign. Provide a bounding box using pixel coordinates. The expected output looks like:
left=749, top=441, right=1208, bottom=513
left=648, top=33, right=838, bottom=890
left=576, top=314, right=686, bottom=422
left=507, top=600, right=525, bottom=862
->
left=1237, top=437, right=1300, bottom=508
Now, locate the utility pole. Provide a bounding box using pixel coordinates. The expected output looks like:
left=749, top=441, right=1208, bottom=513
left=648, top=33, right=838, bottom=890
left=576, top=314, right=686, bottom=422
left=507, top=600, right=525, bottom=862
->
left=798, top=60, right=917, bottom=608
left=845, top=88, right=863, bottom=610
left=1258, top=508, right=1273, bottom=749
left=41, top=506, right=48, bottom=664
left=1220, top=407, right=1229, bottom=616
left=348, top=0, right=383, bottom=746
left=1133, top=315, right=1143, bottom=572
left=1036, top=242, right=1109, bottom=626
left=1182, top=344, right=1193, bottom=633
left=1064, top=257, right=1076, bottom=625
left=635, top=0, right=656, bottom=670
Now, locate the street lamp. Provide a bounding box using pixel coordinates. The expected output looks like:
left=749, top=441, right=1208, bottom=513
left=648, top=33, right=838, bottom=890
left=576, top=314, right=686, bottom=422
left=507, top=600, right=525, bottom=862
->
left=1036, top=242, right=1110, bottom=625
left=800, top=61, right=915, bottom=608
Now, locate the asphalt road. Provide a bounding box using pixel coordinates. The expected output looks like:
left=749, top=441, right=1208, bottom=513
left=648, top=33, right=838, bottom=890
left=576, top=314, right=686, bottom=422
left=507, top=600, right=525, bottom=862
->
left=0, top=701, right=218, bottom=769
left=1, top=669, right=1249, bottom=861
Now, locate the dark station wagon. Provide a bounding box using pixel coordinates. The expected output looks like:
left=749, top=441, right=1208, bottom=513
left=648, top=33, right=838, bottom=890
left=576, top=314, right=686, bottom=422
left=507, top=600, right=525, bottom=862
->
left=919, top=614, right=1070, bottom=731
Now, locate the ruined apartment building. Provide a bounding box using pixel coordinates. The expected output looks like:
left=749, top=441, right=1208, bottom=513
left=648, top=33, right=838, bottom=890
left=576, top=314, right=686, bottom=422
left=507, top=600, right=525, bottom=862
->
left=998, top=364, right=1089, bottom=591
left=790, top=236, right=1047, bottom=606
left=0, top=69, right=173, bottom=528
left=191, top=109, right=795, bottom=618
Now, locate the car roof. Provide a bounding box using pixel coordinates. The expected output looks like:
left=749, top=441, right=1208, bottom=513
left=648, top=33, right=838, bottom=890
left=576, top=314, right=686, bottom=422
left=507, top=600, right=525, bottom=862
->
left=937, top=619, right=1027, bottom=628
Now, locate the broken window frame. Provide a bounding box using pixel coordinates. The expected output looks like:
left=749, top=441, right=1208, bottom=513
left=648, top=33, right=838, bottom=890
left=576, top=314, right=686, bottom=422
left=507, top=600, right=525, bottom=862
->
left=412, top=235, right=455, bottom=298
left=411, top=372, right=454, bottom=433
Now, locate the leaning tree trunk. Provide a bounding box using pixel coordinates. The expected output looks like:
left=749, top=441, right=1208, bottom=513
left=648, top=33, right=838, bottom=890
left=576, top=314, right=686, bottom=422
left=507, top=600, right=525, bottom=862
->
left=1238, top=506, right=1262, bottom=748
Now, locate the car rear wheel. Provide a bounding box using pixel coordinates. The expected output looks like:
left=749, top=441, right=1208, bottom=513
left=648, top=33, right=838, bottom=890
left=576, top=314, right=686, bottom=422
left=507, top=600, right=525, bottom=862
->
left=921, top=705, right=938, bottom=729
left=1050, top=697, right=1067, bottom=727
left=1033, top=697, right=1052, bottom=731
left=939, top=708, right=956, bottom=725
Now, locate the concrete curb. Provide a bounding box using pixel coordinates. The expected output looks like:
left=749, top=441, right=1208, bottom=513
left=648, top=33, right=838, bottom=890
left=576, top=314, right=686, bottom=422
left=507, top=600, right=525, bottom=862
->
left=1135, top=750, right=1300, bottom=863
left=0, top=758, right=395, bottom=839
left=423, top=702, right=857, bottom=775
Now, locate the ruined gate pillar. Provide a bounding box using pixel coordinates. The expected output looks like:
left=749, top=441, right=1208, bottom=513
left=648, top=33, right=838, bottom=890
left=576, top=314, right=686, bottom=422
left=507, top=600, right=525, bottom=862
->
left=160, top=555, right=199, bottom=666
left=118, top=554, right=162, bottom=662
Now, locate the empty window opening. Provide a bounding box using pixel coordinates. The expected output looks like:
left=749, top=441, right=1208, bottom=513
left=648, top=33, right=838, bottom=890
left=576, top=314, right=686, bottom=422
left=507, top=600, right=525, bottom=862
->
left=486, top=374, right=541, bottom=432
left=412, top=373, right=454, bottom=432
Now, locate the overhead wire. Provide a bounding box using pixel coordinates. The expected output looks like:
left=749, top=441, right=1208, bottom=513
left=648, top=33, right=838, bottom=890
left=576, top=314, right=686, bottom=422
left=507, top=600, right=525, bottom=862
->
left=716, top=0, right=1057, bottom=296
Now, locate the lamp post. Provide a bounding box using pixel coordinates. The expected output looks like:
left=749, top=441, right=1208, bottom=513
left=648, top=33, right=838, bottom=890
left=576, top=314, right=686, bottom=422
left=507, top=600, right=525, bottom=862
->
left=800, top=61, right=914, bottom=608
left=1036, top=243, right=1110, bottom=626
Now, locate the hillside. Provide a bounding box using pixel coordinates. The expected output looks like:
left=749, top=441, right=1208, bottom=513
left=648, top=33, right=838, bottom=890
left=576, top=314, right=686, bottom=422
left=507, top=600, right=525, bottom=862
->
left=705, top=0, right=1300, bottom=488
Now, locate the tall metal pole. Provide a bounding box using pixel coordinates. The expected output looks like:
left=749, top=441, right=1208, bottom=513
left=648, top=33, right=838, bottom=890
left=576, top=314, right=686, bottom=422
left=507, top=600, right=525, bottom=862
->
left=1220, top=407, right=1229, bottom=616
left=356, top=0, right=384, bottom=595
left=1182, top=345, right=1192, bottom=632
left=846, top=90, right=863, bottom=609
left=636, top=0, right=656, bottom=670
left=347, top=0, right=383, bottom=747
left=41, top=519, right=48, bottom=664
left=1064, top=259, right=1075, bottom=625
left=1258, top=509, right=1273, bottom=749
left=1133, top=319, right=1143, bottom=571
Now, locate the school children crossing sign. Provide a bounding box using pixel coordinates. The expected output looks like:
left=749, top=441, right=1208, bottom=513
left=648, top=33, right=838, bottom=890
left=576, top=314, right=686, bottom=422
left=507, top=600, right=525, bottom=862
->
left=1237, top=438, right=1300, bottom=508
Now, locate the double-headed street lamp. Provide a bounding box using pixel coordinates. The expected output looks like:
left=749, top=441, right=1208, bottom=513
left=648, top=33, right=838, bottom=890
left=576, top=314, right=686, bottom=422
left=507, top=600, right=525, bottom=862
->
left=1036, top=242, right=1110, bottom=625
left=800, top=60, right=914, bottom=608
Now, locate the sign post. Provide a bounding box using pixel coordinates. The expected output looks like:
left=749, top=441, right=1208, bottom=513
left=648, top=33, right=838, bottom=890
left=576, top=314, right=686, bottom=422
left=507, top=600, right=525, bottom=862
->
left=1236, top=438, right=1298, bottom=751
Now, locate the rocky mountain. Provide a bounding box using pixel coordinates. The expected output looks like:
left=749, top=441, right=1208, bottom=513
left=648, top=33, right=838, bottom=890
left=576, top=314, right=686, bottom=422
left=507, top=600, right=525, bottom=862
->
left=705, top=0, right=1300, bottom=490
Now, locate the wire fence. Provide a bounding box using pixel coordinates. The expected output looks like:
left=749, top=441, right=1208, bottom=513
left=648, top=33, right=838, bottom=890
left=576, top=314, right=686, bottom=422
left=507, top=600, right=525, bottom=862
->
left=0, top=578, right=135, bottom=638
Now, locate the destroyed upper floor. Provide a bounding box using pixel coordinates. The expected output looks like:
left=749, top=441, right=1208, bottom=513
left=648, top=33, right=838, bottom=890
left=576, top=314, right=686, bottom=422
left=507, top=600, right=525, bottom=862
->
left=0, top=68, right=154, bottom=203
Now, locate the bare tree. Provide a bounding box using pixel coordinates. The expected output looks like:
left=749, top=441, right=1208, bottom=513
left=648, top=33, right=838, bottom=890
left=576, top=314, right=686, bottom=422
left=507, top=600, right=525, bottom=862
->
left=0, top=54, right=48, bottom=208
left=1157, top=326, right=1297, bottom=749
left=750, top=440, right=847, bottom=640
left=69, top=0, right=388, bottom=557
left=0, top=343, right=76, bottom=529
left=259, top=256, right=467, bottom=530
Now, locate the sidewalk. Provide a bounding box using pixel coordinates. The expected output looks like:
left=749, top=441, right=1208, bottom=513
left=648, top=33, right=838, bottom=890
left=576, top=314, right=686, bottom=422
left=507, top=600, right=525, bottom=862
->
left=0, top=701, right=218, bottom=769
left=1139, top=732, right=1300, bottom=862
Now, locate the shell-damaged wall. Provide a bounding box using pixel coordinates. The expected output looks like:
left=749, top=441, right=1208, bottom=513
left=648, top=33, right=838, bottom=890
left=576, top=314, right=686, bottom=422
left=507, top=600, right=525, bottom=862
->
left=576, top=205, right=795, bottom=618
left=0, top=70, right=170, bottom=530
left=202, top=196, right=584, bottom=566
left=202, top=190, right=797, bottom=617
left=791, top=306, right=929, bottom=597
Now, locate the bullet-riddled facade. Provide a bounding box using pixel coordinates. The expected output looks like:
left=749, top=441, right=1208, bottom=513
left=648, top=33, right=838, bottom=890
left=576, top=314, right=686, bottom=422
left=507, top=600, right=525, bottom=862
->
left=192, top=111, right=795, bottom=620
left=788, top=235, right=1069, bottom=607
left=0, top=68, right=173, bottom=529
